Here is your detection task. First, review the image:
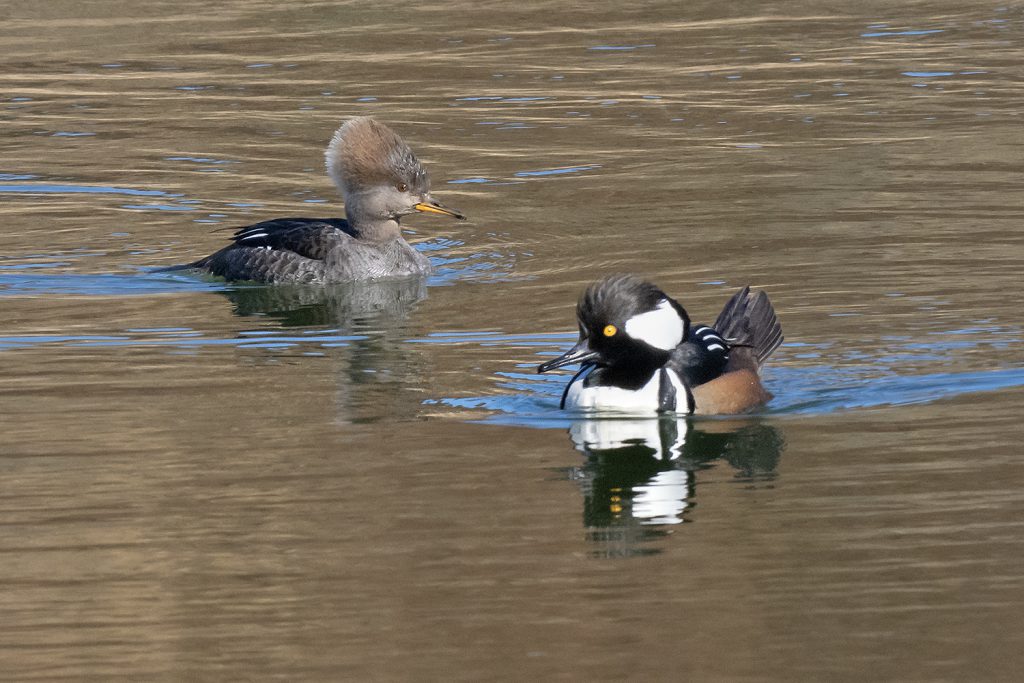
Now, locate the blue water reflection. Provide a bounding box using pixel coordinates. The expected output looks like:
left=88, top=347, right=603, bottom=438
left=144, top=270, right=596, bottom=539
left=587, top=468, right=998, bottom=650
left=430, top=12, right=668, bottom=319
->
left=428, top=322, right=1024, bottom=422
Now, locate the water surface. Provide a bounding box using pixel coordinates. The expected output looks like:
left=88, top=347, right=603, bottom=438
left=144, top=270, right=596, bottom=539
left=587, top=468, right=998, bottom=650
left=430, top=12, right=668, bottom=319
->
left=2, top=1, right=1023, bottom=679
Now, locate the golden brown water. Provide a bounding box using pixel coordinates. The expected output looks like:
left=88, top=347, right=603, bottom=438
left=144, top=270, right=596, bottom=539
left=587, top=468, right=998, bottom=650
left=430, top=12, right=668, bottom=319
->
left=2, top=1, right=1024, bottom=679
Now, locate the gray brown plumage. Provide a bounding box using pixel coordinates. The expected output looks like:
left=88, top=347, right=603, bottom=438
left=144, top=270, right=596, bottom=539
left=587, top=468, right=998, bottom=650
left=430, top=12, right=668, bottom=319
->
left=326, top=117, right=428, bottom=195
left=163, top=117, right=464, bottom=283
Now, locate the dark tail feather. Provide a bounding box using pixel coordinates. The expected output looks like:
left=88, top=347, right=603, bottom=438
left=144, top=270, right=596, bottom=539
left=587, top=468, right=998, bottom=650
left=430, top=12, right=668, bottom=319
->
left=714, top=286, right=783, bottom=367
left=151, top=261, right=200, bottom=274
left=152, top=251, right=217, bottom=273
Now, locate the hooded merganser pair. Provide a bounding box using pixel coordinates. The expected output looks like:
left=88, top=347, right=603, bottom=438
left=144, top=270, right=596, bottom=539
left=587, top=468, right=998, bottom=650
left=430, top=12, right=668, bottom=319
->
left=167, top=120, right=784, bottom=415
left=538, top=275, right=783, bottom=416
left=172, top=117, right=464, bottom=283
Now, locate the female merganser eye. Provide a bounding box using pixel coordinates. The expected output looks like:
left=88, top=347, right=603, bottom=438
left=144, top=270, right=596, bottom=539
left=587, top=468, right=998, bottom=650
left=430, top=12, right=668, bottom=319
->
left=603, top=324, right=617, bottom=337
left=396, top=182, right=409, bottom=192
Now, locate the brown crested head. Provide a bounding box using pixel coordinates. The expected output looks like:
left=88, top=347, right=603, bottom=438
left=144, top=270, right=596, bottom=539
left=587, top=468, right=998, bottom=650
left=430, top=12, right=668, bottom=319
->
left=325, top=117, right=430, bottom=197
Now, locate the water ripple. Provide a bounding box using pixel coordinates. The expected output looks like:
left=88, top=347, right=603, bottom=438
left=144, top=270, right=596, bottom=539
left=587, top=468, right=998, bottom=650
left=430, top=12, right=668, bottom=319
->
left=861, top=29, right=945, bottom=38
left=513, top=164, right=600, bottom=178
left=0, top=183, right=180, bottom=197
left=423, top=327, right=1024, bottom=426
left=0, top=328, right=364, bottom=351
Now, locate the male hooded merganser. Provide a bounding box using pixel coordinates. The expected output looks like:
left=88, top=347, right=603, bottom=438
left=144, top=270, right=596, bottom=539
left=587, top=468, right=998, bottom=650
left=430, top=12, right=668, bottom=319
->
left=537, top=274, right=783, bottom=415
left=172, top=117, right=465, bottom=283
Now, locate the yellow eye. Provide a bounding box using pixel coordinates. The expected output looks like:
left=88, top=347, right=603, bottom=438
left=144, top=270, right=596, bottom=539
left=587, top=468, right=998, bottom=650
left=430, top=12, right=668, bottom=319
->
left=603, top=324, right=617, bottom=337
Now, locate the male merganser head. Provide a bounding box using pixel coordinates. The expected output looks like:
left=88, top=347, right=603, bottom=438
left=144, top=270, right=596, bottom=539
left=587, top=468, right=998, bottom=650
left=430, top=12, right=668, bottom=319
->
left=538, top=274, right=783, bottom=416
left=538, top=275, right=690, bottom=377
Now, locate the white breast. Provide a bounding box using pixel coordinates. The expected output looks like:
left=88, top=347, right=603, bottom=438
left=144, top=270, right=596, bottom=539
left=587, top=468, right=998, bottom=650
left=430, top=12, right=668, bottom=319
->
left=565, top=367, right=690, bottom=416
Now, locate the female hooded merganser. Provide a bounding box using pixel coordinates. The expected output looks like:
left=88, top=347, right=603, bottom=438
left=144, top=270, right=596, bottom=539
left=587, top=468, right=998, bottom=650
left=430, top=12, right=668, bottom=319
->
left=173, top=117, right=465, bottom=283
left=537, top=275, right=783, bottom=415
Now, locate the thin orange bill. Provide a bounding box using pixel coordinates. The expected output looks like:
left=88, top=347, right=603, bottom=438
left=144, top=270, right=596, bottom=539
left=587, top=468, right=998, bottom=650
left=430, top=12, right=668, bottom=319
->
left=413, top=202, right=465, bottom=220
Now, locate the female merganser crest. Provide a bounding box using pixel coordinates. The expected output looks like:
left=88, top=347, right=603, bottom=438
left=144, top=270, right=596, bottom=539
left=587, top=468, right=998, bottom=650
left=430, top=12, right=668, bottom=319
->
left=163, top=117, right=465, bottom=283
left=537, top=274, right=783, bottom=415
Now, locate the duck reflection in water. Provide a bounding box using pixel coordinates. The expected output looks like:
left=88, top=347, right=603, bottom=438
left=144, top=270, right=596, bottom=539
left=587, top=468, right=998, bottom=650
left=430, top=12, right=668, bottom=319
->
left=218, top=278, right=429, bottom=424
left=219, top=276, right=427, bottom=328
left=565, top=417, right=785, bottom=558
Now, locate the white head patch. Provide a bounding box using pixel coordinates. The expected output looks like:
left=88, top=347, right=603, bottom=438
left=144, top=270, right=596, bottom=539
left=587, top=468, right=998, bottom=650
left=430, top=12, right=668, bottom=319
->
left=624, top=299, right=684, bottom=351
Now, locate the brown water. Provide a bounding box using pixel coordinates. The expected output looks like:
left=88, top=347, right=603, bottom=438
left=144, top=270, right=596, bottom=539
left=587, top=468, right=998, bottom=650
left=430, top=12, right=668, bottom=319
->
left=3, top=1, right=1024, bottom=679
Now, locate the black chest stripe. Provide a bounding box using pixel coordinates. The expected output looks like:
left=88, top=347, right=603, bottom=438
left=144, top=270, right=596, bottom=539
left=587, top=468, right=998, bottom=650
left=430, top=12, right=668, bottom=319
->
left=560, top=364, right=592, bottom=409
left=657, top=368, right=676, bottom=413
left=658, top=368, right=694, bottom=415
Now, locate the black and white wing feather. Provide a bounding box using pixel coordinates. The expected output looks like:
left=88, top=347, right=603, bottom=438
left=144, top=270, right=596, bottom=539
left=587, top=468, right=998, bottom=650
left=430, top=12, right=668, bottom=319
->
left=227, top=218, right=353, bottom=260
left=669, top=325, right=731, bottom=387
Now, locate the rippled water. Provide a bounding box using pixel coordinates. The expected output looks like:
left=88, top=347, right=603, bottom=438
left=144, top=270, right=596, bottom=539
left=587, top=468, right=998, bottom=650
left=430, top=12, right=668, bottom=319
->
left=2, top=1, right=1024, bottom=679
